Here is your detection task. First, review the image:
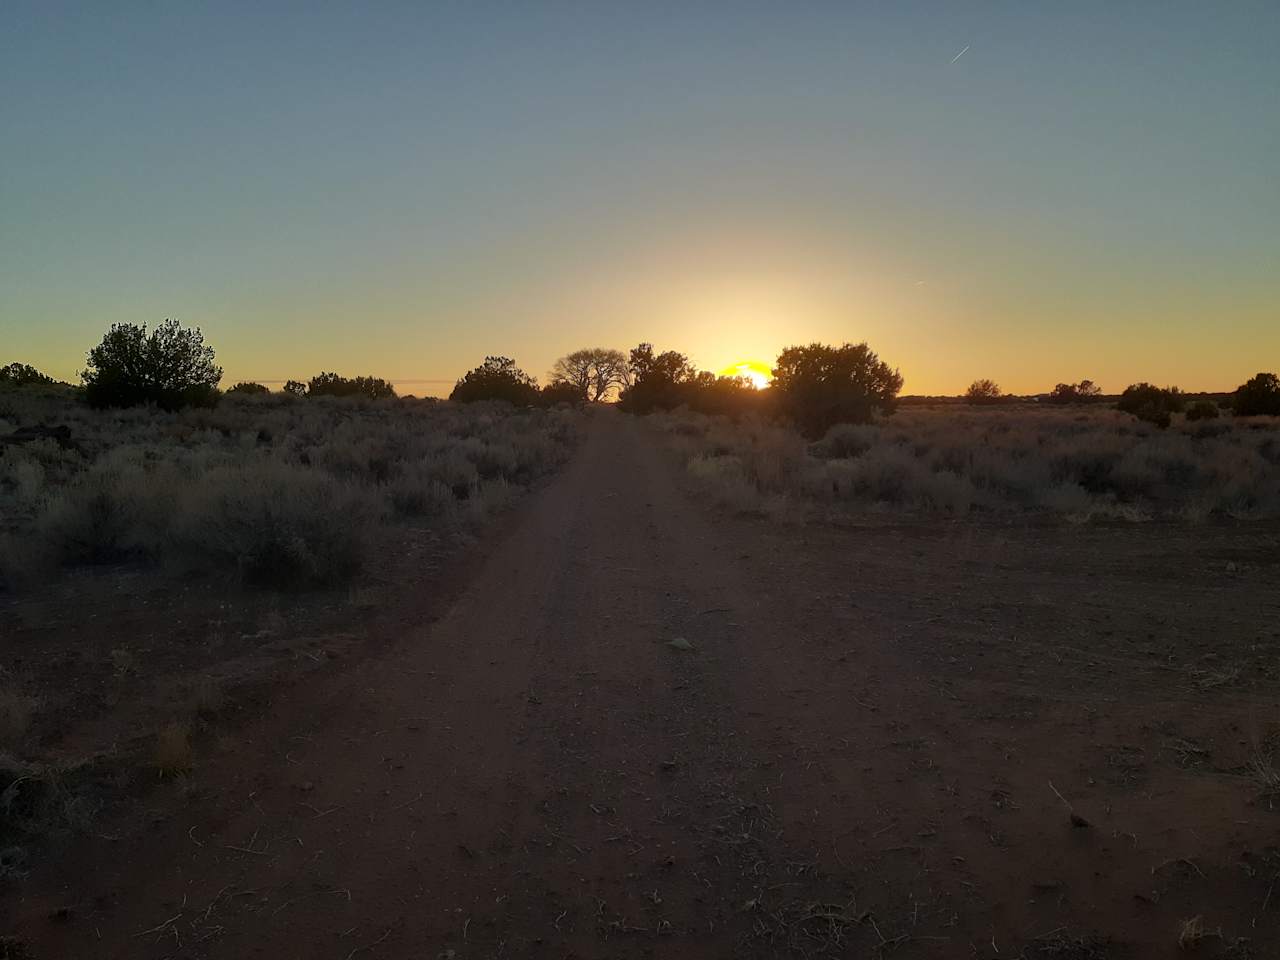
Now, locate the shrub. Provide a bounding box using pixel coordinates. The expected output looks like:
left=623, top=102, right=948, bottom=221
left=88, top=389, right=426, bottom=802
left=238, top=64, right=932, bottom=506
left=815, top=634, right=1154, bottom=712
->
left=306, top=372, right=396, bottom=400
left=227, top=381, right=270, bottom=395
left=1185, top=399, right=1220, bottom=421
left=33, top=462, right=164, bottom=565
left=1117, top=383, right=1184, bottom=428
left=540, top=381, right=584, bottom=406
left=814, top=423, right=878, bottom=459
left=964, top=379, right=1003, bottom=405
left=169, top=462, right=374, bottom=587
left=771, top=342, right=903, bottom=438
left=283, top=379, right=308, bottom=397
left=82, top=319, right=222, bottom=410
left=450, top=357, right=539, bottom=405
left=1234, top=372, right=1280, bottom=417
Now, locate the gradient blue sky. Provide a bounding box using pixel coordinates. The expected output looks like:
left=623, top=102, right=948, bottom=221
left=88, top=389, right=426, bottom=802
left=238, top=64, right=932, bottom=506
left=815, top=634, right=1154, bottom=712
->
left=3, top=1, right=1276, bottom=394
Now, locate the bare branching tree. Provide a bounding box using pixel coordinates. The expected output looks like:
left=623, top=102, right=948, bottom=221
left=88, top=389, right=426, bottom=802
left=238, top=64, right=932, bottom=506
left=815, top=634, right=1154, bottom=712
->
left=550, top=348, right=630, bottom=402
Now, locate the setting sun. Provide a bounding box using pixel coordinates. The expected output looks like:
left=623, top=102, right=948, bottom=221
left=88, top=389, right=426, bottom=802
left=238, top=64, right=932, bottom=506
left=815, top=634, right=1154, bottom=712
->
left=720, top=360, right=773, bottom=389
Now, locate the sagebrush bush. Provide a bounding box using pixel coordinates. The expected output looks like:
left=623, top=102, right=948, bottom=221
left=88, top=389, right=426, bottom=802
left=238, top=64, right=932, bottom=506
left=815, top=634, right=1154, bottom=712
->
left=0, top=393, right=581, bottom=592
left=169, top=463, right=373, bottom=587
left=35, top=462, right=164, bottom=565
left=663, top=404, right=1280, bottom=522
left=1185, top=399, right=1220, bottom=421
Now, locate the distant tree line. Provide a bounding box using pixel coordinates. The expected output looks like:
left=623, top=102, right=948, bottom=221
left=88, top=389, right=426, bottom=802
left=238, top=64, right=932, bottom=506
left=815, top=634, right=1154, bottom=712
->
left=0, top=362, right=59, bottom=387
left=6, top=320, right=1279, bottom=432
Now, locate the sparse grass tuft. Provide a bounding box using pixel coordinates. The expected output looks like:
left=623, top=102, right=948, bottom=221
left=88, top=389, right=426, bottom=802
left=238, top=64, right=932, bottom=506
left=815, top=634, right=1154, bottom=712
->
left=661, top=405, right=1280, bottom=521
left=1177, top=916, right=1205, bottom=949
left=153, top=722, right=193, bottom=778
left=1029, top=928, right=1112, bottom=958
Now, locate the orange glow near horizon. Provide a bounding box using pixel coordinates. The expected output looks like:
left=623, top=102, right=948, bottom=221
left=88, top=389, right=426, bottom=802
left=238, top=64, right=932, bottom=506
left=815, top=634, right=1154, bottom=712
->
left=720, top=360, right=773, bottom=389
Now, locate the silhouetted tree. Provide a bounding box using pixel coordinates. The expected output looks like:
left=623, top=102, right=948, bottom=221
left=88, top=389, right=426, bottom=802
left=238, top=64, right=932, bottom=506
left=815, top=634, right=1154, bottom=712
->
left=227, top=381, right=270, bottom=395
left=771, top=342, right=903, bottom=437
left=283, top=379, right=308, bottom=397
left=1233, top=372, right=1280, bottom=417
left=306, top=372, right=397, bottom=400
left=0, top=362, right=56, bottom=387
left=1117, top=382, right=1184, bottom=428
left=1046, top=380, right=1102, bottom=404
left=82, top=319, right=222, bottom=409
left=617, top=343, right=698, bottom=412
left=450, top=356, right=539, bottom=405
left=550, top=348, right=630, bottom=402
left=964, top=379, right=1002, bottom=405
left=689, top=375, right=767, bottom=417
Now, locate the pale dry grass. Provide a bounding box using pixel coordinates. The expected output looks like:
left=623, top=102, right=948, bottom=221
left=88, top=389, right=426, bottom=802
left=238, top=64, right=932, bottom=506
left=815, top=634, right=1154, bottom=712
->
left=0, top=393, right=581, bottom=589
left=661, top=405, right=1280, bottom=522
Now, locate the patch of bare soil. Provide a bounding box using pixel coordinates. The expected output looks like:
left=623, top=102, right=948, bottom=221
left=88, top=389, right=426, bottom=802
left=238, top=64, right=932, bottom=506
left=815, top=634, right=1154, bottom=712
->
left=5, top=413, right=1279, bottom=958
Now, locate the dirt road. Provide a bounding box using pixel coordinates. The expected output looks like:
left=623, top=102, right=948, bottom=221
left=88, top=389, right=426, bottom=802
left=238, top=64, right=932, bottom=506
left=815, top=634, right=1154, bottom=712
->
left=10, top=414, right=1280, bottom=958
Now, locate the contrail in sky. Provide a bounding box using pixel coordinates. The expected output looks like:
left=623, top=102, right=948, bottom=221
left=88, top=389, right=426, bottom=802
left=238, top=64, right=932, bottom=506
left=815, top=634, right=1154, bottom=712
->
left=951, top=45, right=970, bottom=63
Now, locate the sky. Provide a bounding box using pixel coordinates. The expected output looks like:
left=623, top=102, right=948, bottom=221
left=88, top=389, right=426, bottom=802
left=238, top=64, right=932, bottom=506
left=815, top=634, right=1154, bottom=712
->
left=2, top=2, right=1277, bottom=396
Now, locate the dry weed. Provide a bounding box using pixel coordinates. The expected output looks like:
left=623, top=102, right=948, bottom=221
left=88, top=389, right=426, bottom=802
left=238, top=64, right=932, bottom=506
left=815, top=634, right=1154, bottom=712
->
left=153, top=722, right=193, bottom=777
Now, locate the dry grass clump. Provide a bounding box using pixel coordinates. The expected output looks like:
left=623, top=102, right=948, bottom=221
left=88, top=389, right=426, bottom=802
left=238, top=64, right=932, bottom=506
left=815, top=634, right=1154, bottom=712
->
left=0, top=393, right=580, bottom=591
left=153, top=722, right=193, bottom=778
left=662, top=405, right=1280, bottom=522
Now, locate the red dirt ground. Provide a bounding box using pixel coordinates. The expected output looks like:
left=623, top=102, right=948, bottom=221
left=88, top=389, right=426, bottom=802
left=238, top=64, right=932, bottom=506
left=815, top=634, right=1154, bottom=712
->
left=6, top=413, right=1280, bottom=958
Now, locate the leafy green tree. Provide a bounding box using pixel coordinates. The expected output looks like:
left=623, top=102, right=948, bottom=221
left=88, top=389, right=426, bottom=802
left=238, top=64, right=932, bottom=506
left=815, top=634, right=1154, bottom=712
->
left=0, top=362, right=56, bottom=387
left=306, top=372, right=397, bottom=400
left=82, top=319, right=222, bottom=409
left=771, top=342, right=903, bottom=437
left=450, top=357, right=539, bottom=405
left=1233, top=372, right=1280, bottom=416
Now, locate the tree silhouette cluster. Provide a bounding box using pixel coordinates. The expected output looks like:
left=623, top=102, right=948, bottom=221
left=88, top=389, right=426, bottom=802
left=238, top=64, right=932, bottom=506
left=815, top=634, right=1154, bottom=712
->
left=227, top=381, right=270, bottom=395
left=615, top=343, right=764, bottom=416
left=15, top=319, right=1280, bottom=430
left=450, top=356, right=541, bottom=405
left=1046, top=380, right=1103, bottom=404
left=0, top=362, right=57, bottom=387
left=82, top=319, right=222, bottom=410
left=771, top=342, right=903, bottom=437
left=1117, top=382, right=1185, bottom=428
left=304, top=372, right=397, bottom=400
left=549, top=348, right=630, bottom=402
left=1234, top=372, right=1280, bottom=417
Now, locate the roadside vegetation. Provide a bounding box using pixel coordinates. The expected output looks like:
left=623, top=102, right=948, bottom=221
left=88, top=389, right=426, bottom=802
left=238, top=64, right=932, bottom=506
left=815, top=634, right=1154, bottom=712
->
left=662, top=404, right=1280, bottom=522
left=0, top=390, right=579, bottom=591
left=0, top=324, right=584, bottom=863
